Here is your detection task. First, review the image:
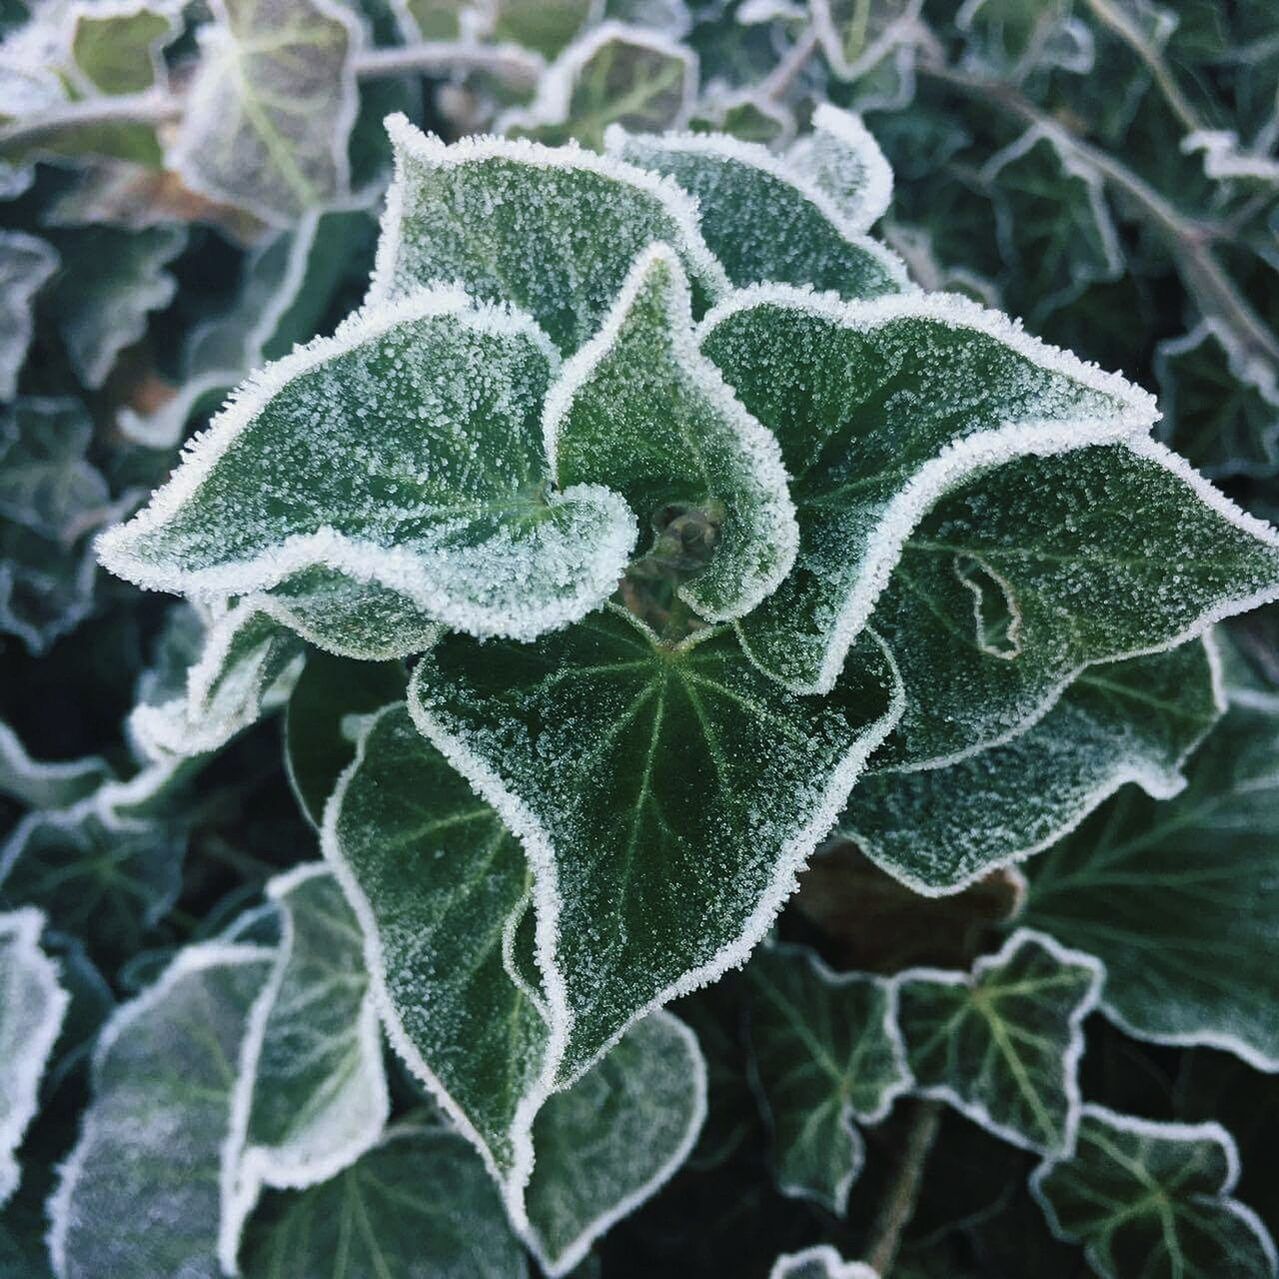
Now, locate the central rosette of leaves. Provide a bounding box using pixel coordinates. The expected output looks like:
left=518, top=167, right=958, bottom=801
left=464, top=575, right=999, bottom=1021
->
left=96, top=107, right=1279, bottom=1260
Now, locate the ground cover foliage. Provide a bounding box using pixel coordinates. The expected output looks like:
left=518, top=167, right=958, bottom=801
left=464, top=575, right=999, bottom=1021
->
left=1, top=0, right=1279, bottom=1275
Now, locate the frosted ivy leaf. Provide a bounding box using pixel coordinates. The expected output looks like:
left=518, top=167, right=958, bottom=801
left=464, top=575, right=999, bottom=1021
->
left=769, top=1247, right=880, bottom=1279
left=284, top=650, right=405, bottom=827
left=220, top=865, right=388, bottom=1274
left=1020, top=697, right=1279, bottom=1071
left=872, top=439, right=1279, bottom=768
left=744, top=942, right=908, bottom=1214
left=699, top=288, right=1156, bottom=695
left=120, top=201, right=380, bottom=450
left=323, top=703, right=550, bottom=1185
left=0, top=231, right=57, bottom=400
left=490, top=0, right=594, bottom=58
left=545, top=243, right=797, bottom=622
left=369, top=113, right=728, bottom=354
left=408, top=606, right=903, bottom=1083
left=43, top=223, right=187, bottom=389
left=1030, top=1106, right=1277, bottom=1279
left=0, top=722, right=111, bottom=813
left=809, top=0, right=922, bottom=82
left=129, top=600, right=304, bottom=762
left=64, top=0, right=181, bottom=96
left=170, top=0, right=361, bottom=225
left=895, top=929, right=1101, bottom=1155
left=785, top=104, right=893, bottom=234
left=690, top=87, right=795, bottom=148
left=238, top=1125, right=529, bottom=1278
left=500, top=24, right=696, bottom=151
left=1156, top=320, right=1279, bottom=480
left=98, top=292, right=637, bottom=651
left=843, top=637, right=1224, bottom=895
left=609, top=127, right=908, bottom=300
left=0, top=908, right=68, bottom=1207
left=47, top=941, right=273, bottom=1279
left=390, top=0, right=479, bottom=41
left=521, top=1010, right=706, bottom=1276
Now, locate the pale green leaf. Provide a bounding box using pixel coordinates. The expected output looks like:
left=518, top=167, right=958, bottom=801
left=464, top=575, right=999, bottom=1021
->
left=522, top=1010, right=706, bottom=1276
left=744, top=942, right=908, bottom=1214
left=895, top=929, right=1102, bottom=1155
left=843, top=638, right=1224, bottom=894
left=770, top=1247, right=880, bottom=1279
left=1019, top=697, right=1279, bottom=1071
left=239, top=1125, right=529, bottom=1278
left=1030, top=1106, right=1277, bottom=1279
left=609, top=128, right=908, bottom=299
left=810, top=0, right=922, bottom=81
left=0, top=231, right=57, bottom=400
left=47, top=942, right=274, bottom=1279
left=699, top=288, right=1156, bottom=694
left=170, top=0, right=362, bottom=225
left=221, top=865, right=388, bottom=1273
left=98, top=292, right=637, bottom=650
left=0, top=908, right=68, bottom=1207
left=545, top=243, right=798, bottom=622
left=408, top=605, right=903, bottom=1083
left=369, top=113, right=728, bottom=354
left=67, top=1, right=180, bottom=96
left=785, top=104, right=893, bottom=234
left=491, top=0, right=593, bottom=58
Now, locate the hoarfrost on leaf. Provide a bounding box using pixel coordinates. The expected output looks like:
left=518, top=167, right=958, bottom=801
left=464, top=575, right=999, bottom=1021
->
left=785, top=104, right=894, bottom=234
left=0, top=231, right=58, bottom=400
left=769, top=1246, right=880, bottom=1278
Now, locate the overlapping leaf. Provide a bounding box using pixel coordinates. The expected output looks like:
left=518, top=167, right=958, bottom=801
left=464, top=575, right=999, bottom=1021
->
left=0, top=231, right=57, bottom=399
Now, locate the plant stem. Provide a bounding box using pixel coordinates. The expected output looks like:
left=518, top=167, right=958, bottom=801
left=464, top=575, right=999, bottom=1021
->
left=352, top=41, right=545, bottom=90
left=760, top=26, right=820, bottom=104
left=0, top=91, right=180, bottom=151
left=864, top=1099, right=943, bottom=1275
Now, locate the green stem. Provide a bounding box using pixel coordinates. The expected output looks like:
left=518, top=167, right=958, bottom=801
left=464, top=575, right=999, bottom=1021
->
left=863, top=1099, right=944, bottom=1275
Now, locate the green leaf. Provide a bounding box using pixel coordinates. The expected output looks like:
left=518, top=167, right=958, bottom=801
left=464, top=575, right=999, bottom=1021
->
left=1019, top=697, right=1279, bottom=1071
left=220, top=865, right=388, bottom=1273
left=873, top=440, right=1279, bottom=768
left=323, top=703, right=550, bottom=1183
left=408, top=606, right=902, bottom=1082
left=0, top=722, right=112, bottom=812
left=42, top=224, right=187, bottom=390
left=0, top=908, right=68, bottom=1206
left=501, top=24, right=696, bottom=151
left=284, top=650, right=406, bottom=827
left=1030, top=1106, right=1277, bottom=1279
left=545, top=243, right=798, bottom=622
left=170, top=0, right=362, bottom=225
left=895, top=929, right=1102, bottom=1155
left=521, top=1010, right=706, bottom=1276
left=744, top=942, right=908, bottom=1214
left=609, top=126, right=908, bottom=299
left=843, top=638, right=1224, bottom=894
left=0, top=230, right=57, bottom=400
left=491, top=0, right=593, bottom=58
left=68, top=1, right=179, bottom=96
left=785, top=104, right=894, bottom=234
left=98, top=292, right=637, bottom=651
left=770, top=1247, right=880, bottom=1279
left=239, top=1124, right=529, bottom=1278
left=47, top=941, right=274, bottom=1279
left=128, top=600, right=305, bottom=761
left=810, top=0, right=922, bottom=81
left=370, top=113, right=728, bottom=355
left=700, top=288, right=1156, bottom=694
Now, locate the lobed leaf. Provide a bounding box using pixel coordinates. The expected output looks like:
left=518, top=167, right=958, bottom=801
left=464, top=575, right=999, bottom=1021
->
left=894, top=929, right=1102, bottom=1155
left=769, top=1246, right=880, bottom=1278
left=0, top=723, right=112, bottom=813
left=809, top=0, right=922, bottom=82
left=66, top=0, right=180, bottom=96
left=744, top=942, right=908, bottom=1214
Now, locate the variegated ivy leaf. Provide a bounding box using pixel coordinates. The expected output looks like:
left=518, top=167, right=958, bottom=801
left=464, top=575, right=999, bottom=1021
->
left=0, top=722, right=111, bottom=814
left=171, top=0, right=361, bottom=226
left=97, top=292, right=637, bottom=653
left=545, top=243, right=798, bottom=623
left=1020, top=697, right=1279, bottom=1071
left=0, top=231, right=57, bottom=400
left=43, top=223, right=187, bottom=390
left=809, top=0, right=922, bottom=82
left=785, top=104, right=894, bottom=235
left=698, top=287, right=1157, bottom=696
left=500, top=24, right=696, bottom=151
left=128, top=600, right=305, bottom=762
left=770, top=1247, right=880, bottom=1279
left=609, top=122, right=908, bottom=300
left=873, top=439, right=1279, bottom=768
left=47, top=941, right=274, bottom=1279
left=238, top=1125, right=529, bottom=1279
left=843, top=637, right=1224, bottom=895
left=744, top=942, right=908, bottom=1215
left=895, top=929, right=1102, bottom=1155
left=521, top=1010, right=706, bottom=1276
left=0, top=908, right=69, bottom=1207
left=370, top=114, right=727, bottom=354
left=409, top=607, right=902, bottom=1084
left=1030, top=1106, right=1277, bottom=1279
left=220, top=865, right=388, bottom=1274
